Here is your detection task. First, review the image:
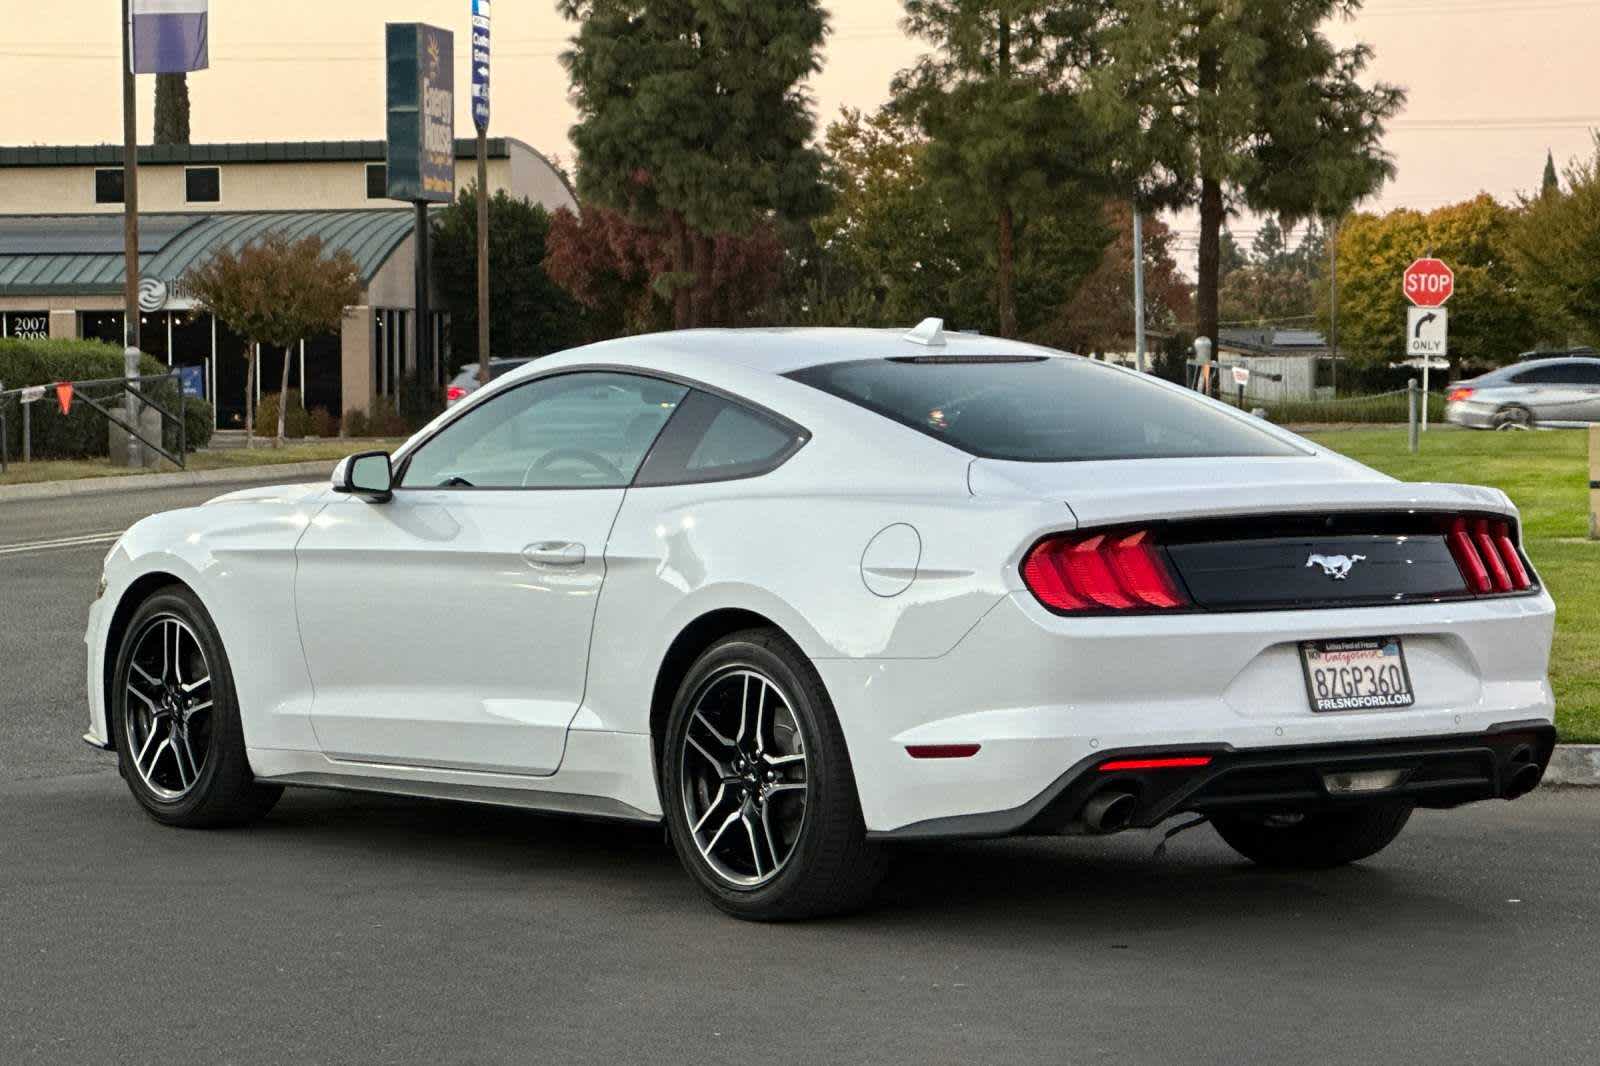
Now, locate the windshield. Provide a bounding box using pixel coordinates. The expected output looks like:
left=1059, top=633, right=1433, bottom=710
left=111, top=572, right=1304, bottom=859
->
left=788, top=356, right=1304, bottom=463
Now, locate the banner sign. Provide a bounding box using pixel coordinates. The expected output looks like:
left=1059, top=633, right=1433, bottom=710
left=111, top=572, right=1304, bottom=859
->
left=386, top=23, right=457, bottom=203
left=178, top=365, right=206, bottom=399
left=131, top=0, right=210, bottom=74
left=472, top=1, right=491, bottom=130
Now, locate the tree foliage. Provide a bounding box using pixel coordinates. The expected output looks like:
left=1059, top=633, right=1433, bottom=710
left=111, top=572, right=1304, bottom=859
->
left=1220, top=219, right=1327, bottom=326
left=431, top=187, right=588, bottom=365
left=154, top=73, right=190, bottom=146
left=1034, top=203, right=1191, bottom=355
left=544, top=204, right=785, bottom=336
left=178, top=233, right=362, bottom=445
left=1083, top=0, right=1404, bottom=354
left=558, top=0, right=828, bottom=328
left=893, top=1, right=1107, bottom=337
left=1510, top=137, right=1600, bottom=347
left=1329, top=195, right=1539, bottom=369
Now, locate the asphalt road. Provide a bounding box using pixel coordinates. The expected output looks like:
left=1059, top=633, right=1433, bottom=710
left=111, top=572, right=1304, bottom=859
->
left=3, top=481, right=1599, bottom=1065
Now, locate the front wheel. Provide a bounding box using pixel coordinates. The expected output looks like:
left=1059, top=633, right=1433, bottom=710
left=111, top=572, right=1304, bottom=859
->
left=662, top=629, right=885, bottom=920
left=109, top=586, right=281, bottom=828
left=1212, top=801, right=1414, bottom=869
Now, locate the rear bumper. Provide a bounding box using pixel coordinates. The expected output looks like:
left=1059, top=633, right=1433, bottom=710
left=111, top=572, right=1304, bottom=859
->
left=1446, top=401, right=1499, bottom=429
left=871, top=720, right=1557, bottom=839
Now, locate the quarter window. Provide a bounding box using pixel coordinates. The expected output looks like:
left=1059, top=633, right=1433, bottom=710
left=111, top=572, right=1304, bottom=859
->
left=399, top=371, right=688, bottom=489
left=635, top=391, right=806, bottom=486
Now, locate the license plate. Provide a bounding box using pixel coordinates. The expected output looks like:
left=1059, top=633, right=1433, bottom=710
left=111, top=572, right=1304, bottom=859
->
left=1299, top=637, right=1415, bottom=712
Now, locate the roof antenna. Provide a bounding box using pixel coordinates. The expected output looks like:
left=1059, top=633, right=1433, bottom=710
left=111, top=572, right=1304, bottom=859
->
left=903, top=317, right=946, bottom=347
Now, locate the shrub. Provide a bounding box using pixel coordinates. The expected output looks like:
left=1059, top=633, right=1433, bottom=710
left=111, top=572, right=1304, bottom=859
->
left=257, top=390, right=315, bottom=439
left=308, top=407, right=339, bottom=439
left=0, top=338, right=178, bottom=460
left=168, top=396, right=214, bottom=453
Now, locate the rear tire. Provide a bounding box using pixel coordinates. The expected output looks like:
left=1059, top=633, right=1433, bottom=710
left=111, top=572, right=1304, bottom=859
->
left=1213, top=801, right=1413, bottom=869
left=109, top=586, right=282, bottom=828
left=662, top=628, right=885, bottom=920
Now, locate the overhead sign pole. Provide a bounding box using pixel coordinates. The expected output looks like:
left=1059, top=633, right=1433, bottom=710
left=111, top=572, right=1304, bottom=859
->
left=473, top=0, right=492, bottom=388
left=386, top=23, right=456, bottom=410
left=121, top=0, right=210, bottom=466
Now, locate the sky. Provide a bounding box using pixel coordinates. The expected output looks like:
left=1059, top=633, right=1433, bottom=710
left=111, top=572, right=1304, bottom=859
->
left=2, top=0, right=1598, bottom=263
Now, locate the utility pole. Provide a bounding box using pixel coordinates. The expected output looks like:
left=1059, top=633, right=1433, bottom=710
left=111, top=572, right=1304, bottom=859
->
left=120, top=0, right=143, bottom=468
left=1132, top=203, right=1147, bottom=374
left=476, top=134, right=490, bottom=386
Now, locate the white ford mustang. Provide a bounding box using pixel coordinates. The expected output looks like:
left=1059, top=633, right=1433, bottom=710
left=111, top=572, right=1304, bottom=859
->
left=84, top=323, right=1557, bottom=919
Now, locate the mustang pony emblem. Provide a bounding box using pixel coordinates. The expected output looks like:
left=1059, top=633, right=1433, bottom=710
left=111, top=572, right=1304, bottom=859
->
left=1306, top=553, right=1366, bottom=580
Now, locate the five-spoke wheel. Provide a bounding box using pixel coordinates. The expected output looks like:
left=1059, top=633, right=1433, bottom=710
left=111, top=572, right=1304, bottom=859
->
left=122, top=615, right=214, bottom=799
left=111, top=585, right=282, bottom=827
left=680, top=668, right=810, bottom=887
left=663, top=628, right=884, bottom=920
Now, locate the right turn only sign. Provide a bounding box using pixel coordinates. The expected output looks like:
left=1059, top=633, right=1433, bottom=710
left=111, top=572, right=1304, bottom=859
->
left=1408, top=306, right=1449, bottom=356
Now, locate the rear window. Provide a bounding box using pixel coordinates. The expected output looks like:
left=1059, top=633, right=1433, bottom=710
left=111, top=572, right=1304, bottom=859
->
left=787, top=356, right=1303, bottom=462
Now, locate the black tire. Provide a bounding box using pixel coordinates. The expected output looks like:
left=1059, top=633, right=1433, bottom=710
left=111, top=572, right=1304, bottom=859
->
left=109, top=585, right=282, bottom=828
left=1212, top=801, right=1414, bottom=869
left=661, top=628, right=885, bottom=921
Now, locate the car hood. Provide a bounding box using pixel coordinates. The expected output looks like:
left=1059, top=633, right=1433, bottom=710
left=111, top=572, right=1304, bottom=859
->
left=205, top=481, right=329, bottom=507
left=967, top=454, right=1515, bottom=527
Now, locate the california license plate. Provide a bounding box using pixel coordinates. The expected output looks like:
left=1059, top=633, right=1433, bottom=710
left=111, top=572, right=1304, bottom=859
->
left=1299, top=638, right=1415, bottom=712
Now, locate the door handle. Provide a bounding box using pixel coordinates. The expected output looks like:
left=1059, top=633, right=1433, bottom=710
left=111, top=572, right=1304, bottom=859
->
left=523, top=541, right=586, bottom=567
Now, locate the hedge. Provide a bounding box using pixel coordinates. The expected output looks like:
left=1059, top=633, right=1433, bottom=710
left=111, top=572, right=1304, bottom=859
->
left=0, top=337, right=211, bottom=460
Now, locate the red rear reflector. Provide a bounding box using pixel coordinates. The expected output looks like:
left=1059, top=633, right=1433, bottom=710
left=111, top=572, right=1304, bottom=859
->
left=906, top=744, right=981, bottom=759
left=1445, top=517, right=1492, bottom=594
left=446, top=385, right=467, bottom=401
left=1098, top=756, right=1213, bottom=772
left=1021, top=529, right=1189, bottom=614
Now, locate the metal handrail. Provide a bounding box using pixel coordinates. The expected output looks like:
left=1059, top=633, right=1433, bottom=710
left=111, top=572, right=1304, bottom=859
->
left=1, top=371, right=187, bottom=473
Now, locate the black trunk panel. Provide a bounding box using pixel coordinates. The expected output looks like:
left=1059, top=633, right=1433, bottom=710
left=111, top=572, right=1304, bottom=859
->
left=1166, top=533, right=1469, bottom=610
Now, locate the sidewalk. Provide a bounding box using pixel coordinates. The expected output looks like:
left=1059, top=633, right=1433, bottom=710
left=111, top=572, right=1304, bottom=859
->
left=0, top=458, right=337, bottom=503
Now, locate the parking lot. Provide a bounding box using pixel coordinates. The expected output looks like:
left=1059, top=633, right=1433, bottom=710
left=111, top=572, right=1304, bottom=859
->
left=2, top=479, right=1598, bottom=1065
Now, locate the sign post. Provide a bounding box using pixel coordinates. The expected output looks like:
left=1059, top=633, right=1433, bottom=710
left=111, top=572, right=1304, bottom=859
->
left=386, top=23, right=456, bottom=408
left=472, top=0, right=492, bottom=388
left=1403, top=258, right=1454, bottom=434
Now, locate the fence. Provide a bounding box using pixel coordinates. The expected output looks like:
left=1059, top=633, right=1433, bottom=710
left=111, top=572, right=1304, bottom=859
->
left=0, top=372, right=186, bottom=474
left=1229, top=387, right=1448, bottom=426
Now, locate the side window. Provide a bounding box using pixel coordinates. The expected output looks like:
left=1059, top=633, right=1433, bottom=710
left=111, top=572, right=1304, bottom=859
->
left=399, top=371, right=688, bottom=489
left=1564, top=362, right=1600, bottom=385
left=636, top=390, right=806, bottom=486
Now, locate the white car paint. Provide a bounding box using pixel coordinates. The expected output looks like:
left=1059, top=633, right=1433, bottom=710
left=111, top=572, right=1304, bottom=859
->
left=85, top=327, right=1556, bottom=833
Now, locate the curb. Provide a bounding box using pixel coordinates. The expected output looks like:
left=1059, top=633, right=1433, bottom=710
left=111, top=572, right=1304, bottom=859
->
left=1545, top=745, right=1600, bottom=788
left=0, top=461, right=335, bottom=504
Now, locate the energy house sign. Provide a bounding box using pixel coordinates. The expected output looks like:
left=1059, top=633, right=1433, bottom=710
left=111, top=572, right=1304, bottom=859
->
left=385, top=23, right=456, bottom=203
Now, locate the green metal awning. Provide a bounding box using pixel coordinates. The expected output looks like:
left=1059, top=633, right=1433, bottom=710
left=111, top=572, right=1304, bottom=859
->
left=0, top=209, right=416, bottom=298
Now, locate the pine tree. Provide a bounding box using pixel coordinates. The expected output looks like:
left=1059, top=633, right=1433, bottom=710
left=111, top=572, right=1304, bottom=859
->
left=1085, top=0, right=1404, bottom=360
left=893, top=2, right=1105, bottom=338
left=1542, top=150, right=1560, bottom=198
left=154, top=73, right=190, bottom=146
left=558, top=1, right=828, bottom=329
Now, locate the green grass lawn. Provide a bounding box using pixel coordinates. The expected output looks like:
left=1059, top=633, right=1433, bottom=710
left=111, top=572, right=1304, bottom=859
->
left=0, top=439, right=407, bottom=487
left=1305, top=427, right=1598, bottom=742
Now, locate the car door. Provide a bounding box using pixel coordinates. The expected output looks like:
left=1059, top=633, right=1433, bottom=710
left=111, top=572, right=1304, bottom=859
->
left=1568, top=360, right=1600, bottom=422
left=294, top=370, right=688, bottom=776
left=1521, top=363, right=1589, bottom=424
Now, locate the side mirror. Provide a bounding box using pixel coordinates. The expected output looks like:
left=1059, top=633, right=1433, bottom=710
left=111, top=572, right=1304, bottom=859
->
left=333, top=451, right=393, bottom=502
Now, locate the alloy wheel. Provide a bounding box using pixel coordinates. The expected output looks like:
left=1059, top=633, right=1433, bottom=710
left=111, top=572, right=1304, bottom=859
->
left=122, top=615, right=214, bottom=801
left=679, top=667, right=810, bottom=888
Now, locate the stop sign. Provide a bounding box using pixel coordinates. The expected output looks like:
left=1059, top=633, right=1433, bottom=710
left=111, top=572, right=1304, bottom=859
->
left=1403, top=258, right=1454, bottom=307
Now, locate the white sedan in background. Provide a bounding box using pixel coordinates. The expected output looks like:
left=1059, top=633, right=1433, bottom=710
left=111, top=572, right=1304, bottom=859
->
left=85, top=323, right=1556, bottom=920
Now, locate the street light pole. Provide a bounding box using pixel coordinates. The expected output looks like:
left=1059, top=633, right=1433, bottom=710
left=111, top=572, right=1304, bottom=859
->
left=120, top=0, right=143, bottom=467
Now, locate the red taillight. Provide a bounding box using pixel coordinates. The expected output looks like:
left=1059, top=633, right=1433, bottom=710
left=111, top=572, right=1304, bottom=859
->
left=446, top=385, right=467, bottom=402
left=1098, top=755, right=1213, bottom=772
left=905, top=744, right=981, bottom=759
left=1443, top=515, right=1533, bottom=595
left=1447, top=387, right=1475, bottom=404
left=1021, top=529, right=1189, bottom=614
